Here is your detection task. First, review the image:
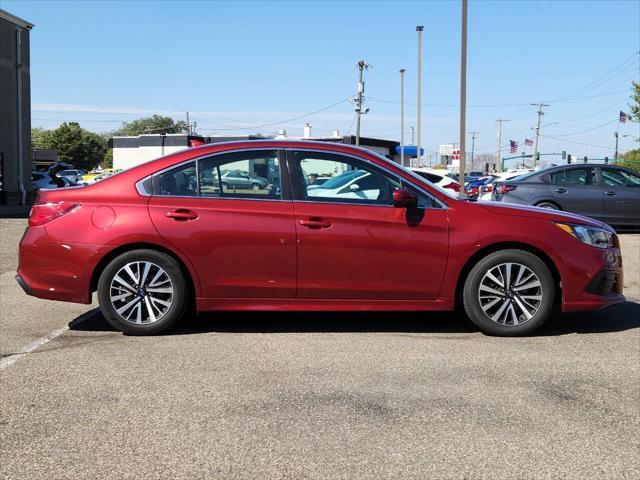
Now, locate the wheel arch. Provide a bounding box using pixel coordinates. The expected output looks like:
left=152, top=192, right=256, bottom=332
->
left=454, top=241, right=562, bottom=309
left=533, top=199, right=563, bottom=210
left=90, top=242, right=199, bottom=301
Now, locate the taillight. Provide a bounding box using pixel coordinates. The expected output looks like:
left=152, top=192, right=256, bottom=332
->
left=481, top=185, right=493, bottom=193
left=496, top=184, right=518, bottom=195
left=29, top=202, right=79, bottom=226
left=443, top=182, right=460, bottom=192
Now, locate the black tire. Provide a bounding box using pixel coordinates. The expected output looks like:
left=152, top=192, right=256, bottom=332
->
left=462, top=249, right=555, bottom=336
left=251, top=183, right=261, bottom=192
left=535, top=201, right=560, bottom=210
left=97, top=249, right=189, bottom=335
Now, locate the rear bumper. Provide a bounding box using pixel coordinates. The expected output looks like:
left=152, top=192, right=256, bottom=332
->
left=16, top=225, right=105, bottom=304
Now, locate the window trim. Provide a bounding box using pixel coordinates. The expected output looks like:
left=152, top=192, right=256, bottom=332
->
left=147, top=148, right=291, bottom=202
left=285, top=148, right=446, bottom=209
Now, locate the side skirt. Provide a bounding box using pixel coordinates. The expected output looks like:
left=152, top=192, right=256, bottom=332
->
left=195, top=297, right=455, bottom=312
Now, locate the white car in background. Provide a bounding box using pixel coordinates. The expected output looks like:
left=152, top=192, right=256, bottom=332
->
left=409, top=168, right=461, bottom=195
left=307, top=170, right=382, bottom=200
left=478, top=169, right=534, bottom=201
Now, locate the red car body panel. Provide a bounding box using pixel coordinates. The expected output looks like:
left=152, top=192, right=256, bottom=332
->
left=17, top=140, right=624, bottom=314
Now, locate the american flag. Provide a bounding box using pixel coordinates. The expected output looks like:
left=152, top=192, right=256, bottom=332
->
left=525, top=138, right=534, bottom=146
left=510, top=140, right=518, bottom=153
left=619, top=111, right=629, bottom=123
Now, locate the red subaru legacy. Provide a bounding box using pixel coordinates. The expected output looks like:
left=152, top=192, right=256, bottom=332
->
left=17, top=141, right=624, bottom=336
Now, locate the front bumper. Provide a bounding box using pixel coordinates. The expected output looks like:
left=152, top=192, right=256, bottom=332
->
left=558, top=241, right=625, bottom=312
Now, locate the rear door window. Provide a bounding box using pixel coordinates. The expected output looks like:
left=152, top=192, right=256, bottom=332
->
left=550, top=168, right=596, bottom=186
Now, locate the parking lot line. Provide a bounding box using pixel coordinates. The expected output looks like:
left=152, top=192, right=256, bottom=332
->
left=0, top=309, right=95, bottom=370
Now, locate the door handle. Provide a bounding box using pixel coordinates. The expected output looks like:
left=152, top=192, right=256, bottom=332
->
left=604, top=191, right=617, bottom=196
left=166, top=209, right=198, bottom=221
left=299, top=217, right=332, bottom=229
left=555, top=188, right=567, bottom=194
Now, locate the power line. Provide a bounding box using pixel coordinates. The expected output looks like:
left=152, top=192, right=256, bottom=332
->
left=549, top=118, right=619, bottom=137
left=163, top=98, right=351, bottom=133
left=549, top=51, right=639, bottom=102
left=540, top=134, right=611, bottom=150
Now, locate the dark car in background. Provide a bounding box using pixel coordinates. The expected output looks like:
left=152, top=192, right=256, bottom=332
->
left=492, top=164, right=640, bottom=228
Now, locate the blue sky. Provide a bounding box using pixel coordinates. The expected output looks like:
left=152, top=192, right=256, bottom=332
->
left=4, top=0, right=640, bottom=162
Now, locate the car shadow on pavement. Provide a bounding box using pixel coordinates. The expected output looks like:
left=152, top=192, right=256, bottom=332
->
left=69, top=301, right=640, bottom=336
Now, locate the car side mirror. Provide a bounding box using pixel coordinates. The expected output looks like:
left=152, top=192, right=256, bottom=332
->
left=350, top=183, right=360, bottom=192
left=393, top=188, right=418, bottom=208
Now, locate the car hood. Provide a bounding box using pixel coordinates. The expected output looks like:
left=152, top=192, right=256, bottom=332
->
left=477, top=201, right=612, bottom=231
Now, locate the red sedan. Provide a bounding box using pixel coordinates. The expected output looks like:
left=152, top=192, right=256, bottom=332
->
left=17, top=141, right=624, bottom=336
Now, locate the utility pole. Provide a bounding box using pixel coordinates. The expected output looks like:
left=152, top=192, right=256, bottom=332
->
left=614, top=131, right=619, bottom=164
left=416, top=26, right=424, bottom=168
left=496, top=119, right=509, bottom=172
left=354, top=60, right=369, bottom=146
left=531, top=102, right=549, bottom=169
left=458, top=1, right=467, bottom=198
left=468, top=131, right=478, bottom=171
left=186, top=112, right=191, bottom=135
left=410, top=126, right=415, bottom=145
left=399, top=69, right=406, bottom=166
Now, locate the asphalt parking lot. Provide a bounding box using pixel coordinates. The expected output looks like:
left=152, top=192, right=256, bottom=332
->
left=1, top=217, right=639, bottom=479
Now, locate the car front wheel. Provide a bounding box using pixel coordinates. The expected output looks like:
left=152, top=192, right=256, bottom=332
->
left=97, top=249, right=189, bottom=335
left=463, top=249, right=555, bottom=336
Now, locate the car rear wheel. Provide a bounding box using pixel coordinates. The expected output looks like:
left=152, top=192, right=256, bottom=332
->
left=97, top=249, right=189, bottom=335
left=463, top=249, right=555, bottom=336
left=251, top=183, right=261, bottom=192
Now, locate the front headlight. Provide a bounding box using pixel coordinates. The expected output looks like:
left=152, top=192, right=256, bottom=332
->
left=555, top=222, right=614, bottom=249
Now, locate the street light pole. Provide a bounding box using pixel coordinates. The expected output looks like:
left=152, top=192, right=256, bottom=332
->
left=416, top=26, right=424, bottom=168
left=458, top=0, right=467, bottom=198
left=614, top=131, right=619, bottom=164
left=400, top=69, right=406, bottom=166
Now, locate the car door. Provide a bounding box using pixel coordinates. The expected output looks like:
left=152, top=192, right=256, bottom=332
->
left=600, top=167, right=640, bottom=227
left=549, top=167, right=603, bottom=220
left=289, top=149, right=449, bottom=300
left=148, top=149, right=297, bottom=298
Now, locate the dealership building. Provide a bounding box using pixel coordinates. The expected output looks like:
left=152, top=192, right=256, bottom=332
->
left=0, top=10, right=34, bottom=205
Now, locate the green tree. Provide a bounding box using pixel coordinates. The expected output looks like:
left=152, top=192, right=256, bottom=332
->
left=113, top=115, right=188, bottom=136
left=47, top=122, right=107, bottom=170
left=31, top=127, right=53, bottom=149
left=630, top=81, right=640, bottom=122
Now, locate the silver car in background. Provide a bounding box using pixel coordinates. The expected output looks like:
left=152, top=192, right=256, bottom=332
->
left=492, top=164, right=640, bottom=228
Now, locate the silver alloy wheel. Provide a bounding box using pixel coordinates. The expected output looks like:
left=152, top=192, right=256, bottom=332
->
left=109, top=261, right=174, bottom=325
left=478, top=262, right=543, bottom=326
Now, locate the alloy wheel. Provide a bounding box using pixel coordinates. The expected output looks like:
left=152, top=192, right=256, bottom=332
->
left=109, top=261, right=174, bottom=325
left=477, top=262, right=543, bottom=326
